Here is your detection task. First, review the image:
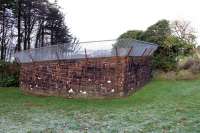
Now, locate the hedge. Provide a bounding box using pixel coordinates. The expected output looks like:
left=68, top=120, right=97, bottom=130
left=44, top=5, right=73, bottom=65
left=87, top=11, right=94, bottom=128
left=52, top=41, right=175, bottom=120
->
left=0, top=60, right=20, bottom=87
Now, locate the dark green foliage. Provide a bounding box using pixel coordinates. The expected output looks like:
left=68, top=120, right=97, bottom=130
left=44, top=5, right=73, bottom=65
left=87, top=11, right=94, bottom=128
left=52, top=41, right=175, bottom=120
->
left=141, top=20, right=177, bottom=71
left=152, top=52, right=177, bottom=71
left=0, top=75, right=19, bottom=87
left=45, top=3, right=72, bottom=46
left=113, top=30, right=144, bottom=48
left=141, top=20, right=171, bottom=46
left=0, top=60, right=19, bottom=87
left=118, top=30, right=143, bottom=40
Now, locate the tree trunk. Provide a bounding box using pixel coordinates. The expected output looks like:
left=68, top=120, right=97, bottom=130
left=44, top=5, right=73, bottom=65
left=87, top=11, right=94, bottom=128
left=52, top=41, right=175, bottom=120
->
left=35, top=21, right=43, bottom=48
left=27, top=1, right=31, bottom=49
left=24, top=16, right=27, bottom=50
left=16, top=0, right=22, bottom=52
left=41, top=25, right=44, bottom=47
left=1, top=7, right=5, bottom=60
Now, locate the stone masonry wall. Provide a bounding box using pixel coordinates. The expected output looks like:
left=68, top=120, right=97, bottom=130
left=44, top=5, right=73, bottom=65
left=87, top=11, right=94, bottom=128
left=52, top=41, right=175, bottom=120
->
left=20, top=56, right=152, bottom=98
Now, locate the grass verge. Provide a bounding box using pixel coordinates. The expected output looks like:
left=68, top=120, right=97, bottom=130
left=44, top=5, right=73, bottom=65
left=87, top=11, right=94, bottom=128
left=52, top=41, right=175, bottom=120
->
left=0, top=80, right=200, bottom=132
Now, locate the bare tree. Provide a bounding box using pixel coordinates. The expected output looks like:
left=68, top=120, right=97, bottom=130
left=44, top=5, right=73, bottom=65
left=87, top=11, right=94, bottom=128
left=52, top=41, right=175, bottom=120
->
left=171, top=20, right=196, bottom=45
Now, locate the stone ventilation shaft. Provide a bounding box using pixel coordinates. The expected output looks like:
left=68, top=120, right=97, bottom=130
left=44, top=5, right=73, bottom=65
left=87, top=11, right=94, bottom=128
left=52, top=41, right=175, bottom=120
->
left=15, top=39, right=158, bottom=98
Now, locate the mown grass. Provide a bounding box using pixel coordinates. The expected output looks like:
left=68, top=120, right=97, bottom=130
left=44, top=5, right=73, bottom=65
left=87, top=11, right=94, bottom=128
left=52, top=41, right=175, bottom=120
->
left=0, top=80, right=200, bottom=133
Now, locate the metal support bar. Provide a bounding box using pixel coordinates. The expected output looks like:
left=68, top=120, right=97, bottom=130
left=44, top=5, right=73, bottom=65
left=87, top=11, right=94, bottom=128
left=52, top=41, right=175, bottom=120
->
left=127, top=46, right=133, bottom=57
left=55, top=51, right=60, bottom=60
left=15, top=57, right=21, bottom=64
left=142, top=48, right=148, bottom=57
left=147, top=48, right=153, bottom=56
left=115, top=47, right=118, bottom=57
left=55, top=51, right=62, bottom=66
left=28, top=52, right=34, bottom=62
left=84, top=48, right=88, bottom=60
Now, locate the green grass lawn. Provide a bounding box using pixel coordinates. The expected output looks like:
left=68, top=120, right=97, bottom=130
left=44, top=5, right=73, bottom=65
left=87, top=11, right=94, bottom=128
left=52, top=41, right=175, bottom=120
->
left=0, top=80, right=200, bottom=133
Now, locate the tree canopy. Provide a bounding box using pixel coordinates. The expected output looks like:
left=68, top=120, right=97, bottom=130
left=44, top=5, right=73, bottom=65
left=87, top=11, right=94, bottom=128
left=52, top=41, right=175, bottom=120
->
left=118, top=30, right=143, bottom=40
left=0, top=0, right=78, bottom=61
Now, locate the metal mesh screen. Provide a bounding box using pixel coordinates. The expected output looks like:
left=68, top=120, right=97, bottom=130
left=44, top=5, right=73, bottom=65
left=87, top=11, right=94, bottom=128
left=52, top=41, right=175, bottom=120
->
left=15, top=39, right=158, bottom=63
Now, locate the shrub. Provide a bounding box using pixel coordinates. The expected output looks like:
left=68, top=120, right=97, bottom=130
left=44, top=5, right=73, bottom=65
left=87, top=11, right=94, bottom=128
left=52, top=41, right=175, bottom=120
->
left=153, top=70, right=200, bottom=80
left=190, top=63, right=200, bottom=73
left=179, top=57, right=198, bottom=70
left=154, top=53, right=200, bottom=80
left=153, top=70, right=177, bottom=80
left=181, top=58, right=195, bottom=69
left=0, top=75, right=19, bottom=87
left=152, top=54, right=177, bottom=71
left=0, top=60, right=20, bottom=87
left=176, top=70, right=198, bottom=80
left=178, top=57, right=200, bottom=74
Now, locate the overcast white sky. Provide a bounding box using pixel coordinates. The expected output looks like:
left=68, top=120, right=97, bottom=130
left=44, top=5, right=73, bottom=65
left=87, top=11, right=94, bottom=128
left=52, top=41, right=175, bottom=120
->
left=51, top=0, right=200, bottom=49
